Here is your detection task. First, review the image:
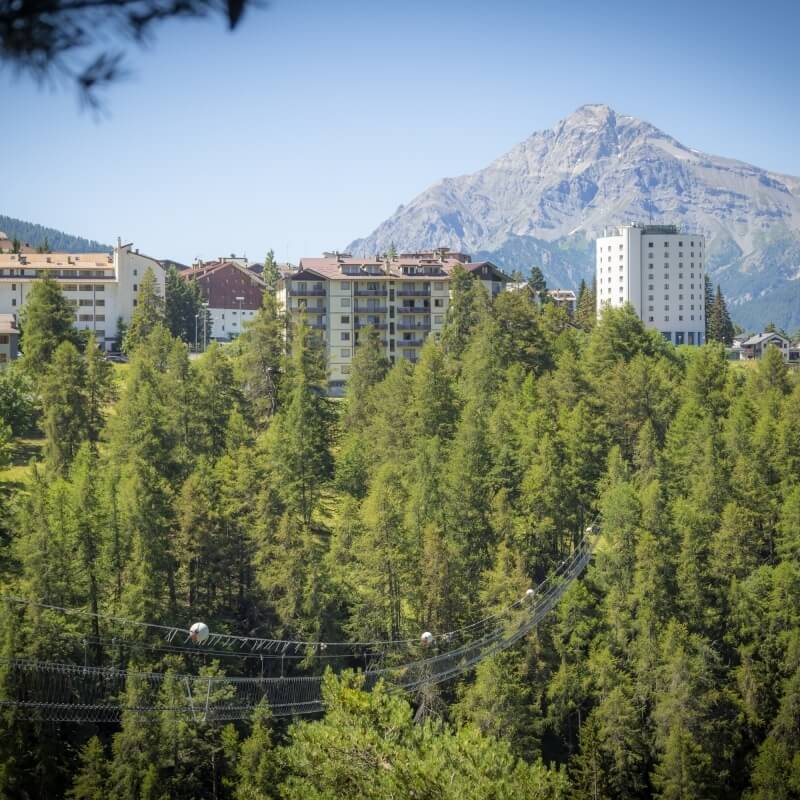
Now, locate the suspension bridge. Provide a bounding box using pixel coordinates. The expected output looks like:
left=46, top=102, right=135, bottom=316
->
left=0, top=527, right=598, bottom=723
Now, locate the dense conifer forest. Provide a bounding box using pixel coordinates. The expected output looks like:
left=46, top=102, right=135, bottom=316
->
left=1, top=271, right=798, bottom=799
left=0, top=216, right=110, bottom=254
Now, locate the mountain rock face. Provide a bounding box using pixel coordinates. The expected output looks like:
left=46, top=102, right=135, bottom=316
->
left=347, top=105, right=800, bottom=331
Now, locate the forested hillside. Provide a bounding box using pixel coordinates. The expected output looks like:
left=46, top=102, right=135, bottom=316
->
left=0, top=272, right=798, bottom=799
left=0, top=215, right=110, bottom=253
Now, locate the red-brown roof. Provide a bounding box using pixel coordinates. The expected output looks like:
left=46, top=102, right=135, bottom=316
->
left=181, top=261, right=266, bottom=309
left=293, top=253, right=510, bottom=283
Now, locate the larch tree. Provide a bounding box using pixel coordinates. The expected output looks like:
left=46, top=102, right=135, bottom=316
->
left=236, top=289, right=285, bottom=425
left=68, top=736, right=109, bottom=800
left=343, top=324, right=389, bottom=431
left=261, top=249, right=281, bottom=292
left=39, top=340, right=88, bottom=473
left=18, top=275, right=80, bottom=379
left=440, top=265, right=490, bottom=358
left=268, top=318, right=333, bottom=527
left=123, top=267, right=165, bottom=354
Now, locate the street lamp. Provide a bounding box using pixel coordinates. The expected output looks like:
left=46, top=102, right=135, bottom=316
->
left=194, top=313, right=199, bottom=352
left=235, top=295, right=245, bottom=338
left=202, top=302, right=209, bottom=351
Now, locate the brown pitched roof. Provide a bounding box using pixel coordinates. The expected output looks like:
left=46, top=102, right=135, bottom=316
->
left=295, top=252, right=508, bottom=282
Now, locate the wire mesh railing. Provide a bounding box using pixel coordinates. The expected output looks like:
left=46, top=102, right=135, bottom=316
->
left=0, top=531, right=598, bottom=723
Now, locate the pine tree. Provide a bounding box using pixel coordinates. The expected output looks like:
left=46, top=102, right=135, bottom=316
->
left=528, top=265, right=548, bottom=301
left=164, top=264, right=205, bottom=343
left=707, top=284, right=735, bottom=345
left=704, top=274, right=714, bottom=339
left=575, top=278, right=597, bottom=331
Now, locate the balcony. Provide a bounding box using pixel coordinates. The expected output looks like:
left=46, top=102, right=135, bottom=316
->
left=397, top=320, right=431, bottom=331
left=354, top=321, right=388, bottom=330
left=290, top=287, right=327, bottom=296
left=354, top=305, right=388, bottom=314
left=354, top=288, right=388, bottom=297
left=395, top=287, right=431, bottom=297
left=296, top=305, right=326, bottom=314
left=397, top=305, right=430, bottom=314
left=398, top=337, right=426, bottom=347
left=308, top=319, right=327, bottom=330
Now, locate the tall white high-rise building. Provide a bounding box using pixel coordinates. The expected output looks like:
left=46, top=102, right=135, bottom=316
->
left=595, top=224, right=706, bottom=346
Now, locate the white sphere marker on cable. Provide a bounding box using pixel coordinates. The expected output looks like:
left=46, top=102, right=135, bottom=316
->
left=420, top=631, right=434, bottom=647
left=189, top=622, right=210, bottom=644
left=525, top=588, right=535, bottom=600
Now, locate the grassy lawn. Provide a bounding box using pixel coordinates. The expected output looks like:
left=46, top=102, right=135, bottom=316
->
left=0, top=436, right=44, bottom=500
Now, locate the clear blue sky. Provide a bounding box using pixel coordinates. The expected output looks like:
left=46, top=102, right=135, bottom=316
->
left=2, top=0, right=798, bottom=263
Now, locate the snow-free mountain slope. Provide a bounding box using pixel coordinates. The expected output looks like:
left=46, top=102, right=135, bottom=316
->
left=348, top=105, right=800, bottom=330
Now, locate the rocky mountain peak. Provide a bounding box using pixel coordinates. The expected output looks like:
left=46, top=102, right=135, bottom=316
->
left=347, top=105, right=800, bottom=329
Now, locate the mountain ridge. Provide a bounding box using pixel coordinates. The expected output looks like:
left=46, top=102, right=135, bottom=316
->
left=0, top=215, right=111, bottom=253
left=347, top=104, right=800, bottom=330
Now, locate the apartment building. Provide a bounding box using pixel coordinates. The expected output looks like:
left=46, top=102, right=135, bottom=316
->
left=596, top=224, right=706, bottom=345
left=508, top=282, right=578, bottom=314
left=278, top=250, right=510, bottom=394
left=0, top=240, right=165, bottom=351
left=180, top=260, right=266, bottom=341
left=0, top=313, right=19, bottom=367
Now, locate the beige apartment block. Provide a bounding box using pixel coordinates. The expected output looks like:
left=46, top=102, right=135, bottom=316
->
left=277, top=249, right=510, bottom=394
left=0, top=239, right=164, bottom=351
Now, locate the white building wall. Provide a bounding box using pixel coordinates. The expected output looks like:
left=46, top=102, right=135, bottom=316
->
left=207, top=306, right=258, bottom=341
left=329, top=278, right=353, bottom=386
left=596, top=225, right=705, bottom=345
left=0, top=243, right=165, bottom=350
